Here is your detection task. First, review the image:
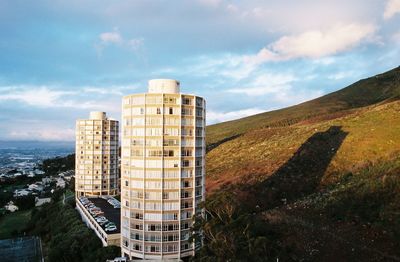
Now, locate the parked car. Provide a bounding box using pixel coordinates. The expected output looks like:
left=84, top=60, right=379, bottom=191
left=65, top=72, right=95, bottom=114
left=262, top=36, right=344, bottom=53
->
left=105, top=222, right=116, bottom=228
left=99, top=220, right=109, bottom=226
left=105, top=226, right=117, bottom=232
left=92, top=211, right=104, bottom=216
left=96, top=217, right=107, bottom=223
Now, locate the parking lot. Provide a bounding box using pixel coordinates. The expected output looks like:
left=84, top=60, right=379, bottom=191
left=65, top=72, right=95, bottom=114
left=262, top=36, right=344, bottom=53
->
left=79, top=196, right=121, bottom=234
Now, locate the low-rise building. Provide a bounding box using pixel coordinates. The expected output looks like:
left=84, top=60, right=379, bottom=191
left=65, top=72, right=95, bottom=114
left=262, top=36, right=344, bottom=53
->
left=35, top=197, right=51, bottom=207
left=56, top=177, right=66, bottom=188
left=14, top=189, right=31, bottom=197
left=42, top=177, right=52, bottom=184
left=4, top=201, right=18, bottom=212
left=28, top=183, right=44, bottom=192
left=58, top=170, right=74, bottom=182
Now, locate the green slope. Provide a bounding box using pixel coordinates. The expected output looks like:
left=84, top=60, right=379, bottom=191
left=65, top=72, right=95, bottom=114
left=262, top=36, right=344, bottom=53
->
left=207, top=66, right=400, bottom=149
left=198, top=67, right=400, bottom=261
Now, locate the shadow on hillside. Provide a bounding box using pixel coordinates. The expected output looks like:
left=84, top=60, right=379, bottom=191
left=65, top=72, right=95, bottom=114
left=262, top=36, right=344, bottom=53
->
left=249, top=126, right=348, bottom=211
left=206, top=134, right=241, bottom=153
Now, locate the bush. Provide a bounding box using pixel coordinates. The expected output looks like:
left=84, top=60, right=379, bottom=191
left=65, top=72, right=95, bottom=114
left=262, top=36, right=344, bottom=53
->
left=14, top=195, right=35, bottom=210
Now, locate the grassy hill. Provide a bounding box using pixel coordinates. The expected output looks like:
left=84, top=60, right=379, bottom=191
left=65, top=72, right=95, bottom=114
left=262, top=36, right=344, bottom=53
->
left=207, top=100, right=400, bottom=192
left=207, top=66, right=400, bottom=149
left=199, top=66, right=400, bottom=261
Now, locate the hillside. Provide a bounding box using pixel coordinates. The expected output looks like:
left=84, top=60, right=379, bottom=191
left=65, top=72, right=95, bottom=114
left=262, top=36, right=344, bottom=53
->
left=206, top=66, right=400, bottom=149
left=198, top=67, right=400, bottom=261
left=206, top=100, right=400, bottom=192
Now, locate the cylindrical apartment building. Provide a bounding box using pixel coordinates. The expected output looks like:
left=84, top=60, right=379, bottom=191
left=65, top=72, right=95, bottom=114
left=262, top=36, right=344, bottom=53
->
left=121, top=79, right=206, bottom=260
left=75, top=111, right=119, bottom=197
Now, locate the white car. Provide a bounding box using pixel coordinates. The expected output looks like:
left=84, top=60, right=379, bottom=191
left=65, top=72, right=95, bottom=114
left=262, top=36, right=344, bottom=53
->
left=105, top=226, right=117, bottom=232
left=95, top=216, right=107, bottom=222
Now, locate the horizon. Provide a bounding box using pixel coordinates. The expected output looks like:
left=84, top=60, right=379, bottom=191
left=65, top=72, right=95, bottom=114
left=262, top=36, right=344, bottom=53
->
left=0, top=0, right=400, bottom=142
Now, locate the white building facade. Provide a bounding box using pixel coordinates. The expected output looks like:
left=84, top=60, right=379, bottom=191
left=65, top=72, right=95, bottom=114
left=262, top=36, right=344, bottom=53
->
left=120, top=79, right=206, bottom=260
left=75, top=111, right=119, bottom=197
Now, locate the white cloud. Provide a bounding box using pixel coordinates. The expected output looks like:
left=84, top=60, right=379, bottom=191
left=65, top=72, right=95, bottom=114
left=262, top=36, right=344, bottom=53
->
left=393, top=31, right=400, bottom=43
left=197, top=0, right=222, bottom=8
left=0, top=85, right=123, bottom=111
left=9, top=127, right=75, bottom=141
left=246, top=23, right=377, bottom=64
left=384, top=0, right=400, bottom=19
left=207, top=108, right=265, bottom=124
left=0, top=86, right=73, bottom=107
left=225, top=72, right=324, bottom=108
left=97, top=29, right=144, bottom=55
left=100, top=30, right=122, bottom=44
left=328, top=71, right=356, bottom=80
left=83, top=85, right=137, bottom=96
left=184, top=23, right=376, bottom=82
left=127, top=38, right=144, bottom=51
left=227, top=73, right=296, bottom=96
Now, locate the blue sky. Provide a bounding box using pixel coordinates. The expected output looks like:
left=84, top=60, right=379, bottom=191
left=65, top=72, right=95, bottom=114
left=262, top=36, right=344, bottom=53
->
left=0, top=0, right=399, bottom=141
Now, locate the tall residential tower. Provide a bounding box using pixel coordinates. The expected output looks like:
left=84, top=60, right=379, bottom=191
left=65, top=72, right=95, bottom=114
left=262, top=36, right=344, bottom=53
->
left=75, top=111, right=119, bottom=197
left=121, top=79, right=206, bottom=260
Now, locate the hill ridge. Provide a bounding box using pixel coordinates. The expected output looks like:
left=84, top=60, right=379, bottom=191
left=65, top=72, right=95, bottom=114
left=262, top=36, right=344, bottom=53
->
left=207, top=66, right=400, bottom=149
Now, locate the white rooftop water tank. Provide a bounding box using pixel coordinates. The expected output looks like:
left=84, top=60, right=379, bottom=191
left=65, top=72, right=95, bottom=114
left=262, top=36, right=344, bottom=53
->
left=148, top=79, right=180, bottom=94
left=89, top=111, right=107, bottom=120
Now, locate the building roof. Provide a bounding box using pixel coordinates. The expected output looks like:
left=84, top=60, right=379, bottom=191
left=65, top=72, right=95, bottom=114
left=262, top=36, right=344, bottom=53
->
left=88, top=198, right=121, bottom=234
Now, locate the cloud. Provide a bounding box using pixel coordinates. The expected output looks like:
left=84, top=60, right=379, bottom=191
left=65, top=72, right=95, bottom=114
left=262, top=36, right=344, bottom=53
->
left=197, top=0, right=223, bottom=8
left=393, top=31, right=400, bottom=43
left=127, top=38, right=144, bottom=51
left=327, top=71, right=357, bottom=80
left=97, top=28, right=144, bottom=55
left=225, top=72, right=324, bottom=106
left=0, top=86, right=73, bottom=107
left=100, top=30, right=123, bottom=44
left=246, top=23, right=377, bottom=64
left=227, top=73, right=296, bottom=96
left=0, top=85, right=123, bottom=111
left=9, top=127, right=75, bottom=141
left=183, top=23, right=377, bottom=82
left=384, top=0, right=400, bottom=19
left=83, top=85, right=137, bottom=96
left=207, top=108, right=265, bottom=124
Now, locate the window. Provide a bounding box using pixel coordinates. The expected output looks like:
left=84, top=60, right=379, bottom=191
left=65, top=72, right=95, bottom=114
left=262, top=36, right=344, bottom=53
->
left=157, top=107, right=161, bottom=114
left=181, top=149, right=192, bottom=156
left=164, top=150, right=174, bottom=157
left=125, top=181, right=129, bottom=186
left=140, top=108, right=144, bottom=114
left=182, top=97, right=191, bottom=105
left=169, top=107, right=173, bottom=114
left=182, top=160, right=190, bottom=167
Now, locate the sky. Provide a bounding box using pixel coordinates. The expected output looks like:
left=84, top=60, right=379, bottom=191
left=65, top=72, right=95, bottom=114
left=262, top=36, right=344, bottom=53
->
left=0, top=0, right=399, bottom=142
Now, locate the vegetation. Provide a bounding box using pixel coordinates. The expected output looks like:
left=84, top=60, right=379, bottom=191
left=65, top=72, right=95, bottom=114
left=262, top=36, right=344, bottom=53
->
left=0, top=155, right=119, bottom=261
left=0, top=209, right=32, bottom=239
left=199, top=66, right=400, bottom=260
left=14, top=195, right=36, bottom=210
left=192, top=191, right=292, bottom=261
left=25, top=192, right=119, bottom=261
left=0, top=175, right=44, bottom=206
left=40, top=153, right=75, bottom=176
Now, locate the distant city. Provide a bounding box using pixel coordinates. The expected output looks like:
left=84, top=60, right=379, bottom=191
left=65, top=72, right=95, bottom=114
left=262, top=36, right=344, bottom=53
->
left=0, top=141, right=73, bottom=169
